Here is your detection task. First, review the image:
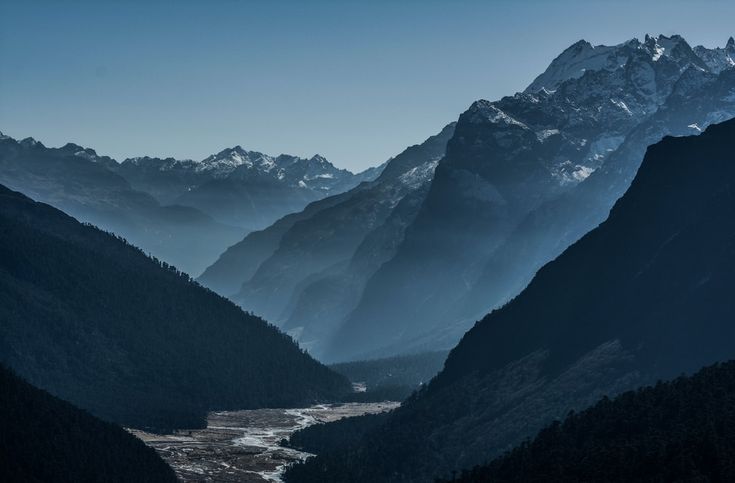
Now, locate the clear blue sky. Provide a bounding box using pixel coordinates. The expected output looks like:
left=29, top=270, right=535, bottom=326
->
left=1, top=0, right=734, bottom=171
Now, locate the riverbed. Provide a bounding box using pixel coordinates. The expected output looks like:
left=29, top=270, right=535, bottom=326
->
left=131, top=401, right=399, bottom=482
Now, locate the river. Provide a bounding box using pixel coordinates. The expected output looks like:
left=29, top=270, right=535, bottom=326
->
left=131, top=401, right=399, bottom=482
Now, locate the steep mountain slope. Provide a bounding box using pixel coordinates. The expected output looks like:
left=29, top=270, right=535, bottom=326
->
left=326, top=34, right=735, bottom=361
left=0, top=184, right=350, bottom=431
left=198, top=124, right=455, bottom=354
left=235, top=125, right=454, bottom=351
left=197, top=189, right=356, bottom=296
left=450, top=361, right=735, bottom=483
left=0, top=135, right=244, bottom=276
left=0, top=365, right=176, bottom=483
left=284, top=117, right=735, bottom=481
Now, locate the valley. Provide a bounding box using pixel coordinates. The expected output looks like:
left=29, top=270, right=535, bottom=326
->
left=131, top=402, right=399, bottom=482
left=2, top=4, right=735, bottom=481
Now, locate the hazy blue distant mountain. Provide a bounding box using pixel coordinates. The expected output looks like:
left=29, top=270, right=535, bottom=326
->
left=325, top=34, right=735, bottom=361
left=0, top=134, right=244, bottom=275
left=0, top=184, right=350, bottom=431
left=0, top=365, right=176, bottom=483
left=117, top=147, right=379, bottom=230
left=198, top=123, right=455, bottom=357
left=284, top=115, right=735, bottom=482
left=0, top=133, right=378, bottom=276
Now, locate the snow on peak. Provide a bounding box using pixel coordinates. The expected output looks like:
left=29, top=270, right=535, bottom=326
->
left=642, top=34, right=689, bottom=62
left=468, top=101, right=527, bottom=128
left=693, top=36, right=735, bottom=74
left=398, top=159, right=439, bottom=189
left=198, top=146, right=277, bottom=176
left=310, top=154, right=329, bottom=164
left=525, top=39, right=619, bottom=93
left=526, top=34, right=709, bottom=94
left=536, top=129, right=560, bottom=142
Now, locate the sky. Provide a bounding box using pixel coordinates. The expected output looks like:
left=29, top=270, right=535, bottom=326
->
left=1, top=0, right=734, bottom=172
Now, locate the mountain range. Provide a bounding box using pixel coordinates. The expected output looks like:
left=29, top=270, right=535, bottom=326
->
left=0, top=134, right=378, bottom=275
left=198, top=34, right=735, bottom=362
left=283, top=114, right=735, bottom=481
left=116, top=147, right=381, bottom=229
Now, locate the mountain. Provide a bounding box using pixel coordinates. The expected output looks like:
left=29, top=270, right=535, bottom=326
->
left=0, top=134, right=378, bottom=276
left=449, top=361, right=735, bottom=483
left=324, top=34, right=735, bottom=361
left=0, top=135, right=244, bottom=276
left=198, top=123, right=455, bottom=356
left=0, top=184, right=350, bottom=431
left=116, top=147, right=379, bottom=230
left=693, top=36, right=735, bottom=73
left=0, top=365, right=176, bottom=483
left=282, top=116, right=735, bottom=481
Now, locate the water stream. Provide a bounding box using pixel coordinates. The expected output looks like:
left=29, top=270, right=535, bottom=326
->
left=132, top=401, right=399, bottom=482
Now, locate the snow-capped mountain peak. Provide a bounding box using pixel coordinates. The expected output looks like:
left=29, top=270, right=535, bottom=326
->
left=694, top=36, right=735, bottom=74
left=525, top=39, right=619, bottom=93
left=198, top=146, right=277, bottom=176
left=526, top=34, right=726, bottom=94
left=309, top=154, right=330, bottom=166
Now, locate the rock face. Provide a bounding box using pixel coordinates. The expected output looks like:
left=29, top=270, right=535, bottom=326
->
left=323, top=34, right=735, bottom=361
left=0, top=134, right=377, bottom=276
left=283, top=115, right=735, bottom=483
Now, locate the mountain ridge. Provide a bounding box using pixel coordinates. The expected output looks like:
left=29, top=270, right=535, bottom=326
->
left=323, top=33, right=735, bottom=361
left=283, top=115, right=735, bottom=481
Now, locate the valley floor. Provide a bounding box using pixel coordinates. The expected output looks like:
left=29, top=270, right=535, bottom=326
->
left=130, top=402, right=399, bottom=482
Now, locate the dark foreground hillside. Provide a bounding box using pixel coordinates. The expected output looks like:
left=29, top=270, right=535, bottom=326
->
left=284, top=117, right=735, bottom=481
left=331, top=351, right=448, bottom=401
left=0, top=365, right=176, bottom=483
left=0, top=184, right=350, bottom=431
left=450, top=360, right=735, bottom=483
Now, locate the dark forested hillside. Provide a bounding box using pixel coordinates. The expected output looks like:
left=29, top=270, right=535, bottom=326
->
left=283, top=117, right=735, bottom=481
left=450, top=361, right=735, bottom=483
left=331, top=351, right=448, bottom=389
left=285, top=411, right=392, bottom=457
left=0, top=365, right=176, bottom=483
left=0, top=184, right=350, bottom=431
